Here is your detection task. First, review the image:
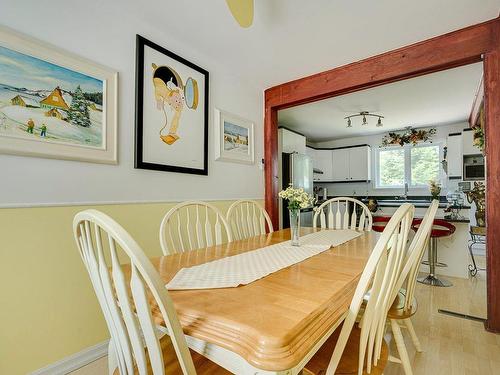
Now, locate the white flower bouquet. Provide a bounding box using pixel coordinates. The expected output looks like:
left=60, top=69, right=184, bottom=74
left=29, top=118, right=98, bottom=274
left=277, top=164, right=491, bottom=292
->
left=278, top=185, right=315, bottom=210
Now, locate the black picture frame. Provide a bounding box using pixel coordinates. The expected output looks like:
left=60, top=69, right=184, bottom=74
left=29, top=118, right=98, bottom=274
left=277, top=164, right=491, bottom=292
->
left=134, top=34, right=209, bottom=175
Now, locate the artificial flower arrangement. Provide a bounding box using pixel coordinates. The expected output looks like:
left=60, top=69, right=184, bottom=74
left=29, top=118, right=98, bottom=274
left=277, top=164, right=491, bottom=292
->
left=278, top=185, right=316, bottom=210
left=381, top=127, right=436, bottom=147
left=428, top=179, right=441, bottom=200
left=472, top=126, right=484, bottom=153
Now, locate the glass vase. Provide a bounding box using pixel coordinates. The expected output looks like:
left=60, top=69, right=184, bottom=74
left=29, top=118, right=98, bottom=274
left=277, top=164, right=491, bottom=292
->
left=289, top=208, right=301, bottom=246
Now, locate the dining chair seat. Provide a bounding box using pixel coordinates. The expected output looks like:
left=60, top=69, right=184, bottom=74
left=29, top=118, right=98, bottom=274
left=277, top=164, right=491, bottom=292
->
left=112, top=334, right=231, bottom=375
left=362, top=289, right=418, bottom=320
left=302, top=324, right=388, bottom=375
left=386, top=289, right=418, bottom=320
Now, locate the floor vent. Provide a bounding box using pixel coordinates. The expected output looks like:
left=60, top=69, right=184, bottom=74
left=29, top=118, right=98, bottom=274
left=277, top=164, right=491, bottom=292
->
left=438, top=309, right=486, bottom=323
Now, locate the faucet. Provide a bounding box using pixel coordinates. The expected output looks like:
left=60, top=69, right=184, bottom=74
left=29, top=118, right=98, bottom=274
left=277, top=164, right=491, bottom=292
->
left=403, top=181, right=409, bottom=200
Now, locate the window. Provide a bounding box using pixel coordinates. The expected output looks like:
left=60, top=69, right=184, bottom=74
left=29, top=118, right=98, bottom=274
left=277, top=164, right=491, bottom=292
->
left=410, top=145, right=440, bottom=185
left=378, top=148, right=405, bottom=187
left=376, top=144, right=441, bottom=188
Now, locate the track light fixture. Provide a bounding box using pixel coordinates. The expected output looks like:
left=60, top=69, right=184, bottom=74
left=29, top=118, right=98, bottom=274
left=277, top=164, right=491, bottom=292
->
left=344, top=111, right=384, bottom=128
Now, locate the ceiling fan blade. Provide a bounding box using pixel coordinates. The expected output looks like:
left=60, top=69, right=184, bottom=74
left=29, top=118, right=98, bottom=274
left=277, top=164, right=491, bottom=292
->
left=225, top=0, right=254, bottom=28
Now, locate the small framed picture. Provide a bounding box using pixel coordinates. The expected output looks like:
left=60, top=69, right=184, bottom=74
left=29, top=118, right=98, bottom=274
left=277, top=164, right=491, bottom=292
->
left=0, top=26, right=118, bottom=164
left=135, top=35, right=209, bottom=175
left=214, top=108, right=254, bottom=164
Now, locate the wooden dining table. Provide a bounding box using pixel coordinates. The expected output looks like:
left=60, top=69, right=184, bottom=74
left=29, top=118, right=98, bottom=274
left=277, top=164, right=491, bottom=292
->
left=149, top=227, right=378, bottom=375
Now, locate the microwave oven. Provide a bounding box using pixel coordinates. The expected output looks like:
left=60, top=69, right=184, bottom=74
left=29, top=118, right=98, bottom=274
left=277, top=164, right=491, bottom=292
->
left=463, top=154, right=485, bottom=181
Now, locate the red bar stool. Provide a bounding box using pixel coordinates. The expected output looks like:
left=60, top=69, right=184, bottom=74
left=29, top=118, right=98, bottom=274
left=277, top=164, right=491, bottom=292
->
left=412, top=218, right=456, bottom=287
left=372, top=216, right=391, bottom=233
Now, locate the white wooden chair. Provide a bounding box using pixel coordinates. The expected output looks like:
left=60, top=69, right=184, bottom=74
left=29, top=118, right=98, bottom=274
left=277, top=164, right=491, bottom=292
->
left=385, top=200, right=439, bottom=375
left=159, top=201, right=233, bottom=255
left=226, top=199, right=273, bottom=240
left=303, top=203, right=415, bottom=375
left=73, top=209, right=230, bottom=375
left=313, top=197, right=373, bottom=231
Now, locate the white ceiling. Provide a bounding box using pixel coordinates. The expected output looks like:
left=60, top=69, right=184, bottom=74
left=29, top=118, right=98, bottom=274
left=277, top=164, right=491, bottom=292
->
left=278, top=63, right=483, bottom=141
left=73, top=0, right=500, bottom=90
left=114, top=0, right=498, bottom=90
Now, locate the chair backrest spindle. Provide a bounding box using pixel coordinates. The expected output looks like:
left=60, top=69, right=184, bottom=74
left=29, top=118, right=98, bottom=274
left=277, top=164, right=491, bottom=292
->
left=313, top=197, right=373, bottom=231
left=226, top=200, right=274, bottom=240
left=399, top=200, right=439, bottom=311
left=160, top=201, right=232, bottom=255
left=323, top=203, right=414, bottom=375
left=73, top=209, right=197, bottom=375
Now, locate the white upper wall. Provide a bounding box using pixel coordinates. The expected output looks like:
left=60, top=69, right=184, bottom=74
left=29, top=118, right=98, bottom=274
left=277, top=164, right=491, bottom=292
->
left=0, top=0, right=264, bottom=207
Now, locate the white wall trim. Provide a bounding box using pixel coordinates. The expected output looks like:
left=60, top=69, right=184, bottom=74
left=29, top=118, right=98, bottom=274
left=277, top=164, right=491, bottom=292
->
left=30, top=340, right=109, bottom=375
left=0, top=197, right=265, bottom=209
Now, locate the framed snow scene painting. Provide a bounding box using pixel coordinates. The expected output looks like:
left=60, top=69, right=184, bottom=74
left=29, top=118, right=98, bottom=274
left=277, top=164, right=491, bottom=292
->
left=214, top=108, right=254, bottom=164
left=135, top=35, right=209, bottom=175
left=0, top=27, right=118, bottom=164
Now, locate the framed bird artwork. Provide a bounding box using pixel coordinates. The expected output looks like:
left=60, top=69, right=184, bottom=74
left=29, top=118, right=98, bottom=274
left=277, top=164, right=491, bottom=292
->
left=135, top=35, right=209, bottom=175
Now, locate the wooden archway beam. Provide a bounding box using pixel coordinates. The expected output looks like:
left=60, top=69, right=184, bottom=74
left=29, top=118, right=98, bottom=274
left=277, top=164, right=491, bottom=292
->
left=264, top=16, right=500, bottom=331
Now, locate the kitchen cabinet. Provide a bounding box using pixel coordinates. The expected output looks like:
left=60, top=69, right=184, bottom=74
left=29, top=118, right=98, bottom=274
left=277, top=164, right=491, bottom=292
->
left=462, top=129, right=481, bottom=156
left=331, top=149, right=349, bottom=181
left=331, top=146, right=371, bottom=182
left=279, top=128, right=306, bottom=154
left=309, top=145, right=371, bottom=182
left=447, top=133, right=462, bottom=178
left=313, top=149, right=333, bottom=181
left=348, top=146, right=371, bottom=181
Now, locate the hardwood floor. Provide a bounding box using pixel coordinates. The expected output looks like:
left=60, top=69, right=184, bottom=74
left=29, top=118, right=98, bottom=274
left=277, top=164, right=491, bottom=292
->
left=71, top=261, right=497, bottom=375
left=385, top=259, right=498, bottom=375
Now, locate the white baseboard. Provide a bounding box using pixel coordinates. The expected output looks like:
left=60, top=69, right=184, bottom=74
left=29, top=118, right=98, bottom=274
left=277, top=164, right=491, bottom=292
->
left=30, top=340, right=109, bottom=375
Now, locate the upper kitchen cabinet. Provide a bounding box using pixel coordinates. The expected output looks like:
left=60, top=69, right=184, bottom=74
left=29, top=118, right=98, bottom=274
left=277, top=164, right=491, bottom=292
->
left=332, top=146, right=371, bottom=182
left=447, top=133, right=463, bottom=178
left=331, top=148, right=349, bottom=181
left=279, top=127, right=306, bottom=154
left=313, top=149, right=333, bottom=181
left=462, top=129, right=481, bottom=155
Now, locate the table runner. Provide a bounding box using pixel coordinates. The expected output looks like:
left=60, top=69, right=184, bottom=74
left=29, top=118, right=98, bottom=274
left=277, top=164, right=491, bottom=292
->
left=165, top=229, right=362, bottom=290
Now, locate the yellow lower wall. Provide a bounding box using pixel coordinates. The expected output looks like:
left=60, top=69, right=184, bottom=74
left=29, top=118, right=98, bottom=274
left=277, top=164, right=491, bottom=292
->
left=0, top=200, right=260, bottom=375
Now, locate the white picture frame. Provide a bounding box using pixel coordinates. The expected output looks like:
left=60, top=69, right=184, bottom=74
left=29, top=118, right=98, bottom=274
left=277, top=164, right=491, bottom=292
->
left=214, top=108, right=254, bottom=164
left=0, top=26, right=118, bottom=164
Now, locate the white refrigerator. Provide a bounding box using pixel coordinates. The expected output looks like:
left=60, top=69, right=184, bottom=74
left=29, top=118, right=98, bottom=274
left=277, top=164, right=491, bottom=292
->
left=281, top=152, right=314, bottom=228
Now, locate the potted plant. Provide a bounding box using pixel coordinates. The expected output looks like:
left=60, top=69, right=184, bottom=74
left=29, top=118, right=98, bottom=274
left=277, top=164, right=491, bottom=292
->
left=428, top=179, right=441, bottom=201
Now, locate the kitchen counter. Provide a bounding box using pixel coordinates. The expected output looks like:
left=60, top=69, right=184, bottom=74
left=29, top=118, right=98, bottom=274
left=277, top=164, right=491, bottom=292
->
left=314, top=195, right=470, bottom=209
left=373, top=215, right=470, bottom=224
left=373, top=212, right=472, bottom=279
left=442, top=218, right=470, bottom=223
left=304, top=196, right=473, bottom=278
